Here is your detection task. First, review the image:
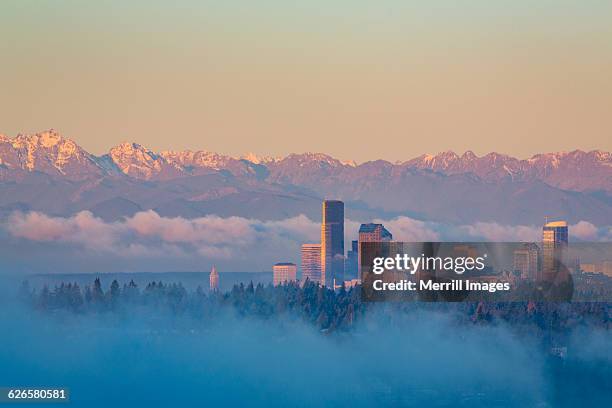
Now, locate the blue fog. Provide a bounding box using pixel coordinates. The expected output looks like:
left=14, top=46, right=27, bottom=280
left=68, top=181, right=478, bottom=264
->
left=0, top=277, right=610, bottom=407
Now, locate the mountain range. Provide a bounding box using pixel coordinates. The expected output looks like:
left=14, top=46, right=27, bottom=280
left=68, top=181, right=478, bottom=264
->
left=1, top=129, right=610, bottom=225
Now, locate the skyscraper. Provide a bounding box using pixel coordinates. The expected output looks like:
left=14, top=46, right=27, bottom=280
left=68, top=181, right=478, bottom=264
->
left=209, top=265, right=219, bottom=292
left=321, top=200, right=344, bottom=288
left=358, top=223, right=392, bottom=279
left=273, top=263, right=297, bottom=286
left=542, top=220, right=568, bottom=282
left=301, top=244, right=322, bottom=284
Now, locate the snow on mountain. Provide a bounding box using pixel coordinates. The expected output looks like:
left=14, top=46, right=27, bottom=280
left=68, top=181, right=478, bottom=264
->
left=0, top=130, right=610, bottom=224
left=0, top=129, right=610, bottom=193
left=403, top=150, right=611, bottom=190
left=105, top=142, right=183, bottom=180
left=160, top=150, right=233, bottom=171
left=0, top=129, right=104, bottom=179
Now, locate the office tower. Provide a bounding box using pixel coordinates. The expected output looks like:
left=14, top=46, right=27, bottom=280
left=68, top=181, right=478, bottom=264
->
left=542, top=220, right=568, bottom=281
left=345, top=240, right=358, bottom=280
left=513, top=243, right=540, bottom=280
left=358, top=223, right=392, bottom=279
left=301, top=244, right=322, bottom=284
left=273, top=263, right=297, bottom=286
left=321, top=200, right=344, bottom=288
left=209, top=265, right=219, bottom=292
left=358, top=223, right=393, bottom=243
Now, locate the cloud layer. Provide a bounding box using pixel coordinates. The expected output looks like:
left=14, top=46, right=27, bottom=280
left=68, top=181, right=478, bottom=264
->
left=3, top=210, right=610, bottom=273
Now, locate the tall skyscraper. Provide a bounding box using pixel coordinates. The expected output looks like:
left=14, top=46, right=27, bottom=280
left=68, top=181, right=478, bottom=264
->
left=542, top=220, right=568, bottom=282
left=209, top=265, right=219, bottom=292
left=358, top=223, right=392, bottom=279
left=321, top=200, right=344, bottom=288
left=301, top=244, right=322, bottom=284
left=273, top=263, right=298, bottom=286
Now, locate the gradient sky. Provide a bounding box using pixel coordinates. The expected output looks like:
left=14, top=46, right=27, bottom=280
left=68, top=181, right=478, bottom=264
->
left=1, top=1, right=611, bottom=162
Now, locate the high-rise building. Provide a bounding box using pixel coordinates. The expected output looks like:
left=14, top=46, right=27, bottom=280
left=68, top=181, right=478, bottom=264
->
left=358, top=223, right=393, bottom=243
left=513, top=243, right=540, bottom=280
left=301, top=244, right=322, bottom=284
left=209, top=265, right=219, bottom=292
left=358, top=223, right=392, bottom=279
left=273, top=263, right=297, bottom=286
left=542, top=220, right=568, bottom=281
left=345, top=240, right=358, bottom=280
left=321, top=200, right=344, bottom=288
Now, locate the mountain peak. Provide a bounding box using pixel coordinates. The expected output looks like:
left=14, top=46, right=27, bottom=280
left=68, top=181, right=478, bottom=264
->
left=108, top=142, right=170, bottom=179
left=13, top=128, right=64, bottom=147
left=239, top=152, right=280, bottom=164
left=12, top=129, right=64, bottom=148
left=1, top=129, right=610, bottom=192
left=111, top=141, right=152, bottom=154
left=0, top=129, right=101, bottom=178
left=461, top=150, right=478, bottom=160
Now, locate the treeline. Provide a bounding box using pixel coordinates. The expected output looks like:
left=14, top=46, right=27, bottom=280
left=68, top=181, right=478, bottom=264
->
left=18, top=279, right=610, bottom=334
left=18, top=279, right=362, bottom=332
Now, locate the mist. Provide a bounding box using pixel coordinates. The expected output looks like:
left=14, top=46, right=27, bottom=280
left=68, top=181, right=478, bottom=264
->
left=0, top=278, right=610, bottom=407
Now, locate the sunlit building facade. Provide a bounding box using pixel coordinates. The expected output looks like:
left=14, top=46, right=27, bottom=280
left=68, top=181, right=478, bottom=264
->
left=358, top=223, right=392, bottom=279
left=301, top=244, right=322, bottom=284
left=542, top=221, right=569, bottom=282
left=273, top=263, right=297, bottom=286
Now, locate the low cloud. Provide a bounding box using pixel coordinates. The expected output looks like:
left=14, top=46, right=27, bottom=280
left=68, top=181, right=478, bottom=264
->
left=8, top=211, right=120, bottom=251
left=6, top=211, right=320, bottom=262
left=375, top=217, right=440, bottom=241
left=3, top=211, right=610, bottom=273
left=569, top=221, right=599, bottom=241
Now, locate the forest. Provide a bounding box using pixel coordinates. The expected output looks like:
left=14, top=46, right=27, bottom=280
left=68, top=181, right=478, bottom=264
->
left=18, top=278, right=610, bottom=338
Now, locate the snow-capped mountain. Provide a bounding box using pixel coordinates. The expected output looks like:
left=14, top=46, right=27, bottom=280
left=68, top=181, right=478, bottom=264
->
left=0, top=130, right=610, bottom=224
left=2, top=130, right=609, bottom=191
left=0, top=129, right=105, bottom=180
left=106, top=142, right=183, bottom=180
left=403, top=150, right=612, bottom=191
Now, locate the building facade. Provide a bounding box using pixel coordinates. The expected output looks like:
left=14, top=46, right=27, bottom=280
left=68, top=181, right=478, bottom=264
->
left=358, top=223, right=392, bottom=279
left=301, top=244, right=322, bottom=284
left=542, top=220, right=569, bottom=282
left=273, top=263, right=298, bottom=286
left=321, top=200, right=344, bottom=288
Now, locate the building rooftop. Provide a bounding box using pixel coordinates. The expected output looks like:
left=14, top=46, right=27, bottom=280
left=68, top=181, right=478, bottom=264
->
left=359, top=223, right=392, bottom=238
left=544, top=221, right=568, bottom=227
left=274, top=262, right=297, bottom=266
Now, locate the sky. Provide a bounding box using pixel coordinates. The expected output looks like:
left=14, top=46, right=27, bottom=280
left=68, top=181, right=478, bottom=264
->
left=1, top=1, right=611, bottom=162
